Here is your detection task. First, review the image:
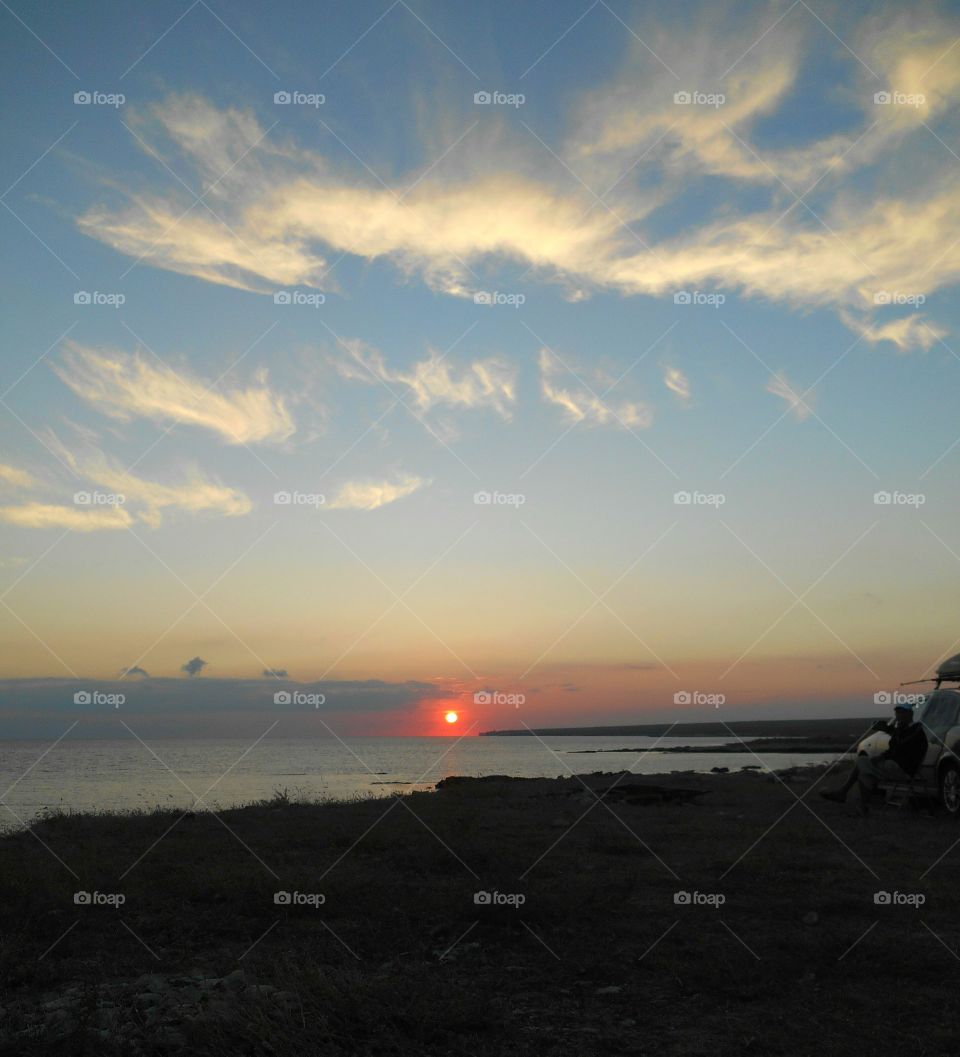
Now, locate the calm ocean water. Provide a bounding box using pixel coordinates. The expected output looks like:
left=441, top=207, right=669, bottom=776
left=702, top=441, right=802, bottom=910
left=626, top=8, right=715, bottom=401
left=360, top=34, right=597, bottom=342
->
left=0, top=736, right=841, bottom=828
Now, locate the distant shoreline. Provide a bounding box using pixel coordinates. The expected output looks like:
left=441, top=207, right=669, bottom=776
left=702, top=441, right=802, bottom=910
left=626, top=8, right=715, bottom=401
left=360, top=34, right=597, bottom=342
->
left=480, top=717, right=877, bottom=738
left=568, top=736, right=855, bottom=755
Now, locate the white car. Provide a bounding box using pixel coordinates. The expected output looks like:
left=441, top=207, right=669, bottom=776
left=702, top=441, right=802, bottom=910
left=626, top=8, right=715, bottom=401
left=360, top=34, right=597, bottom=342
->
left=857, top=655, right=960, bottom=813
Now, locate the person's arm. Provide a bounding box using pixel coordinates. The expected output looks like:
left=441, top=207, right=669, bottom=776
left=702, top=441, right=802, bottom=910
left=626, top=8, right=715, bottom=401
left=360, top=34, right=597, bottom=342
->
left=878, top=721, right=902, bottom=759
left=884, top=724, right=927, bottom=764
left=901, top=724, right=927, bottom=752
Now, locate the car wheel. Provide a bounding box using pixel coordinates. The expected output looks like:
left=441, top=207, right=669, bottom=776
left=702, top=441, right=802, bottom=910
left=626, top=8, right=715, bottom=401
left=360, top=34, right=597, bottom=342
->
left=940, top=763, right=960, bottom=815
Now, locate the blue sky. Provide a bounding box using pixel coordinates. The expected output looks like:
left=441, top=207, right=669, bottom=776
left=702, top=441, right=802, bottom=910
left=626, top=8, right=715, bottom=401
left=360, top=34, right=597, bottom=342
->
left=1, top=0, right=959, bottom=735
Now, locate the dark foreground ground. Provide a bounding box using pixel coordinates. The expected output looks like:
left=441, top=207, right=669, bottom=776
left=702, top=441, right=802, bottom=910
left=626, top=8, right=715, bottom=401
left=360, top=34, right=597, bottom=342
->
left=2, top=761, right=959, bottom=1056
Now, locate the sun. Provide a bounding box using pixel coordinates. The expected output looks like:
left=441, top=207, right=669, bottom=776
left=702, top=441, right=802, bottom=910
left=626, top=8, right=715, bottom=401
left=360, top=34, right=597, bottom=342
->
left=444, top=711, right=459, bottom=725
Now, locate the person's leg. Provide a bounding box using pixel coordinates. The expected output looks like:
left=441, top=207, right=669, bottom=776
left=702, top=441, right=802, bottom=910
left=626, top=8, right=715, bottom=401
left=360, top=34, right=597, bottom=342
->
left=877, top=759, right=912, bottom=782
left=856, top=755, right=880, bottom=813
left=858, top=759, right=912, bottom=815
left=821, top=755, right=873, bottom=803
left=857, top=770, right=876, bottom=815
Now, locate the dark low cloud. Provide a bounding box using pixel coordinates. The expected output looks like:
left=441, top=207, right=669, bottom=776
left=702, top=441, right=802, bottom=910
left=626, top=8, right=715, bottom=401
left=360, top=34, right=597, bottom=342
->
left=0, top=677, right=447, bottom=736
left=262, top=668, right=288, bottom=678
left=181, top=656, right=207, bottom=678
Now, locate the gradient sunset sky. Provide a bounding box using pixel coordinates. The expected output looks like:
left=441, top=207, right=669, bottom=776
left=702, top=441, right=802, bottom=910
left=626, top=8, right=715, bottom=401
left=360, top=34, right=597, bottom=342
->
left=1, top=0, right=959, bottom=736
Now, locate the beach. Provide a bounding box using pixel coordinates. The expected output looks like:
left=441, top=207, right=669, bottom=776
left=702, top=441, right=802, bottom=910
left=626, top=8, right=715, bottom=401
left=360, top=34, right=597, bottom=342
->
left=2, top=762, right=957, bottom=1055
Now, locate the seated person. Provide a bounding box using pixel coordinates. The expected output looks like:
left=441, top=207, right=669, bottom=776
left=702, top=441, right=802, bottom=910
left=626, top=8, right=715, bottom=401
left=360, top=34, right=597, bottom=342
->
left=820, top=704, right=928, bottom=813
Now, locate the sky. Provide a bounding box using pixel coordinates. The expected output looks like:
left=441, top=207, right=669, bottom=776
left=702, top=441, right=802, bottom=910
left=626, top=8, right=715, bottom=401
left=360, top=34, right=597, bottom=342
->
left=1, top=0, right=959, bottom=737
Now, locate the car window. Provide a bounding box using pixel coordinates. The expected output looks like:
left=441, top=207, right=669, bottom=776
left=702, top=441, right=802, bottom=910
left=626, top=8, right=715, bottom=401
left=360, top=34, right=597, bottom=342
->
left=920, top=691, right=960, bottom=738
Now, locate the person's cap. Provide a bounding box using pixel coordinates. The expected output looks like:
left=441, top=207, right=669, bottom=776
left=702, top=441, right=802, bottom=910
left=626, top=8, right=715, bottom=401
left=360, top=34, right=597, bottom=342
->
left=893, top=703, right=913, bottom=712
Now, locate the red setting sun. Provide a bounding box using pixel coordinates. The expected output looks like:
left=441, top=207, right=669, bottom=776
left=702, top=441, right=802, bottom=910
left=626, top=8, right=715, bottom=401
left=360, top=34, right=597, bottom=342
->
left=444, top=711, right=459, bottom=724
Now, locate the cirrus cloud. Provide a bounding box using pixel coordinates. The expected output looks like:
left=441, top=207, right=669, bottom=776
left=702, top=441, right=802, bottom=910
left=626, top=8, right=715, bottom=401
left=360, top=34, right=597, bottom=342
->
left=0, top=464, right=35, bottom=489
left=328, top=474, right=428, bottom=511
left=53, top=342, right=294, bottom=445
left=663, top=367, right=690, bottom=402
left=766, top=371, right=814, bottom=422
left=538, top=349, right=652, bottom=429
left=0, top=502, right=132, bottom=531
left=839, top=310, right=946, bottom=353
left=71, top=11, right=960, bottom=348
left=0, top=430, right=252, bottom=532
left=332, top=339, right=517, bottom=419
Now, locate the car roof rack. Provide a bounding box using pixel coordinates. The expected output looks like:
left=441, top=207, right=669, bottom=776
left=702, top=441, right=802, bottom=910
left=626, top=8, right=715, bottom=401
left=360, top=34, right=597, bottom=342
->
left=900, top=653, right=960, bottom=689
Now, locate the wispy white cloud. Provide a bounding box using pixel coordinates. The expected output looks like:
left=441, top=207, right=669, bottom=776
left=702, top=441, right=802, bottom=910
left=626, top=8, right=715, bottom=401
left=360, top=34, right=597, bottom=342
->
left=0, top=502, right=132, bottom=532
left=53, top=342, right=294, bottom=445
left=569, top=9, right=960, bottom=188
left=333, top=340, right=516, bottom=419
left=40, top=435, right=251, bottom=529
left=538, top=349, right=652, bottom=429
left=328, top=474, right=427, bottom=511
left=78, top=95, right=328, bottom=294
left=663, top=367, right=690, bottom=402
left=766, top=371, right=814, bottom=421
left=840, top=310, right=946, bottom=353
left=0, top=464, right=34, bottom=489
left=71, top=12, right=960, bottom=342
left=16, top=433, right=252, bottom=528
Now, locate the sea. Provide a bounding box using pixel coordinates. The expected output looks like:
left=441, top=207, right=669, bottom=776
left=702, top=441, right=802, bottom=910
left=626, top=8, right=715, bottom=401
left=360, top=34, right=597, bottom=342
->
left=0, top=735, right=842, bottom=828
